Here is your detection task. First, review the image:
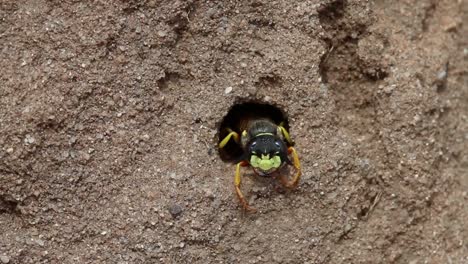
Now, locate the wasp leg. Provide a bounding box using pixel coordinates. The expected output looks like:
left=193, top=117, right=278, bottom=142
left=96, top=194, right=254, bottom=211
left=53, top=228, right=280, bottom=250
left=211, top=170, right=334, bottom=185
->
left=278, top=123, right=294, bottom=146
left=235, top=161, right=256, bottom=212
left=282, top=146, right=302, bottom=188
left=277, top=174, right=290, bottom=191
left=219, top=129, right=240, bottom=149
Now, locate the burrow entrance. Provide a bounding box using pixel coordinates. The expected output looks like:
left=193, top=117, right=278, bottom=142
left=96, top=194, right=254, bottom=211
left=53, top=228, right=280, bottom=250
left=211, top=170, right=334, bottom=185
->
left=218, top=102, right=290, bottom=162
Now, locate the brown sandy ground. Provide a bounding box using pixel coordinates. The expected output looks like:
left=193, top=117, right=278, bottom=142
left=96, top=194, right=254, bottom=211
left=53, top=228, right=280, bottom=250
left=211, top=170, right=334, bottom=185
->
left=0, top=0, right=467, bottom=263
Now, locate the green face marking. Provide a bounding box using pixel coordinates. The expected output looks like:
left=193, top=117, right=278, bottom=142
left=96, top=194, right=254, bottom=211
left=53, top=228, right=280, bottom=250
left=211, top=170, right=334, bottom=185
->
left=250, top=154, right=282, bottom=171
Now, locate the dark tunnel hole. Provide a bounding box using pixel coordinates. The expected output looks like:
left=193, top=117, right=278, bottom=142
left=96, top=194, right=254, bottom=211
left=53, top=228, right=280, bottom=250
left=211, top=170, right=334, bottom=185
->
left=217, top=102, right=290, bottom=163
left=0, top=195, right=19, bottom=215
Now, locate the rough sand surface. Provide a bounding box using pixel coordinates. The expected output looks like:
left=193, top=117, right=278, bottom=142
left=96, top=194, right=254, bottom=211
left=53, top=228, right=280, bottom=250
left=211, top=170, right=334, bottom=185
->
left=1, top=0, right=467, bottom=263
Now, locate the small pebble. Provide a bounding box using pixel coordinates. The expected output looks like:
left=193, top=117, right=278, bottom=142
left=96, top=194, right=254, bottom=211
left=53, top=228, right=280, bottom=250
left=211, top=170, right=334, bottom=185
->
left=168, top=204, right=183, bottom=218
left=169, top=172, right=178, bottom=180
left=0, top=256, right=10, bottom=264
left=383, top=85, right=395, bottom=94
left=62, top=150, right=70, bottom=159
left=69, top=137, right=77, bottom=144
left=437, top=69, right=447, bottom=80
left=344, top=223, right=353, bottom=233
left=24, top=134, right=35, bottom=144
left=232, top=244, right=241, bottom=251
left=273, top=255, right=283, bottom=263
left=82, top=152, right=91, bottom=161
left=224, top=86, right=233, bottom=94
left=36, top=239, right=45, bottom=247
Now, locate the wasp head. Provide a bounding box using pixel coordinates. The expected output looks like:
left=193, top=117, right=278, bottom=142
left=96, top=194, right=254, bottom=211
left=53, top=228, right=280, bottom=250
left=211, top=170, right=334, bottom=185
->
left=247, top=135, right=290, bottom=176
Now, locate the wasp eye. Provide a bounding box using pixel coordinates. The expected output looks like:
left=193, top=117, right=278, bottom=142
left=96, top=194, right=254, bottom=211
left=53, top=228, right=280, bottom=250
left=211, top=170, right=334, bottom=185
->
left=251, top=141, right=257, bottom=147
left=274, top=141, right=280, bottom=147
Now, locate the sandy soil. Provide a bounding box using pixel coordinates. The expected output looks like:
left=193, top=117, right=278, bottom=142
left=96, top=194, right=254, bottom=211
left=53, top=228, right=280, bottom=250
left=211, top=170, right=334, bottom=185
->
left=1, top=0, right=467, bottom=263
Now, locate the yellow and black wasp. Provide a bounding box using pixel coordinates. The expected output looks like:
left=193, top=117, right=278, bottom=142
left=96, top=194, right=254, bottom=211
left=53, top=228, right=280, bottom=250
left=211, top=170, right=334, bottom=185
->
left=218, top=103, right=301, bottom=211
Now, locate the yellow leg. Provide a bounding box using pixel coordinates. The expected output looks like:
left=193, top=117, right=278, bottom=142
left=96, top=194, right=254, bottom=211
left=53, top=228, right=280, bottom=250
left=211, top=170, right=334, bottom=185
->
left=283, top=147, right=301, bottom=188
left=235, top=161, right=256, bottom=212
left=219, top=129, right=240, bottom=148
left=278, top=124, right=294, bottom=146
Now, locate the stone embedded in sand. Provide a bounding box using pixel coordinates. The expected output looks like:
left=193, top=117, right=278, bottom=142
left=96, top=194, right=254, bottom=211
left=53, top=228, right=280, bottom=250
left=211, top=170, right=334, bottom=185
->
left=0, top=256, right=9, bottom=264
left=36, top=239, right=45, bottom=247
left=168, top=204, right=183, bottom=218
left=224, top=86, right=233, bottom=94
left=24, top=134, right=35, bottom=144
